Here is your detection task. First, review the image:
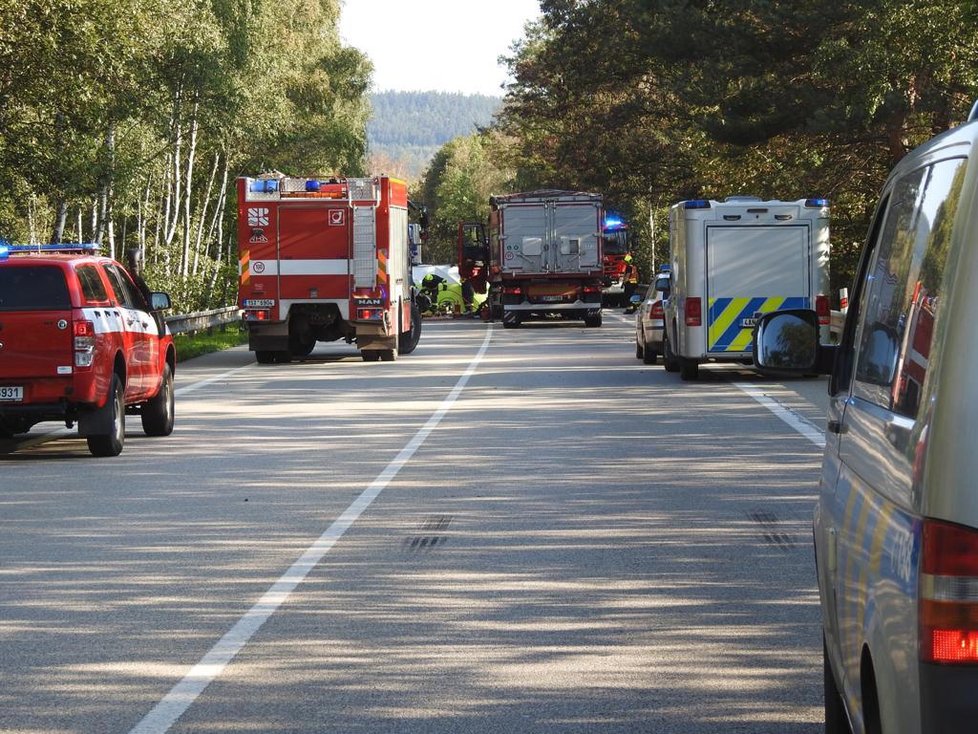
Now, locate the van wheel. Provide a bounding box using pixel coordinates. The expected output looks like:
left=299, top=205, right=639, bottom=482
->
left=142, top=363, right=175, bottom=437
left=679, top=358, right=699, bottom=381
left=87, top=374, right=125, bottom=457
left=663, top=333, right=680, bottom=373
left=824, top=639, right=852, bottom=734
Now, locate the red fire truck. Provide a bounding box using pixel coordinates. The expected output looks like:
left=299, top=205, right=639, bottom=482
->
left=459, top=190, right=605, bottom=328
left=237, top=174, right=422, bottom=363
left=601, top=212, right=632, bottom=307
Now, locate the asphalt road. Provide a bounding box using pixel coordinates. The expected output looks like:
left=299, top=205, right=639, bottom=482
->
left=0, top=311, right=830, bottom=733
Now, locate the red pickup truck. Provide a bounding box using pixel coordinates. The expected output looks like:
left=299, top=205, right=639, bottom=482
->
left=0, top=244, right=175, bottom=456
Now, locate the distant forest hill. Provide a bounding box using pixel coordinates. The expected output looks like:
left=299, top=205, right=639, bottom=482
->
left=367, top=91, right=502, bottom=180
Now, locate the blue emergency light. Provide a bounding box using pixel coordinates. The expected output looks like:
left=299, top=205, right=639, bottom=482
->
left=604, top=215, right=625, bottom=231
left=805, top=198, right=830, bottom=207
left=249, top=179, right=279, bottom=193
left=0, top=243, right=100, bottom=260
left=684, top=199, right=712, bottom=209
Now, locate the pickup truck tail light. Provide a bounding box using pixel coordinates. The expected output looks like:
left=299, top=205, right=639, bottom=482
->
left=685, top=297, right=702, bottom=327
left=74, top=320, right=96, bottom=368
left=920, top=519, right=978, bottom=664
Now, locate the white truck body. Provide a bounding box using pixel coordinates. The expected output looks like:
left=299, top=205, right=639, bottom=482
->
left=488, top=190, right=605, bottom=327
left=663, top=197, right=830, bottom=379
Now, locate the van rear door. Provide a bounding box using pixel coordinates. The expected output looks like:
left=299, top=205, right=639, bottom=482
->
left=705, top=225, right=810, bottom=353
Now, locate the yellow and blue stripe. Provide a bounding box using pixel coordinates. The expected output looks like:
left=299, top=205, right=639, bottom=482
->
left=707, top=296, right=808, bottom=352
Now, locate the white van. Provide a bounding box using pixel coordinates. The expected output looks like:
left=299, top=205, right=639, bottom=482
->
left=663, top=197, right=831, bottom=379
left=754, top=107, right=978, bottom=733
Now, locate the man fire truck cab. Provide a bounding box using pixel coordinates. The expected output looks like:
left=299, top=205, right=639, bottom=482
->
left=237, top=174, right=422, bottom=363
left=602, top=212, right=632, bottom=307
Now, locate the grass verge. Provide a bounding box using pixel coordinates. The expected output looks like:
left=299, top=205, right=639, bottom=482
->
left=174, top=324, right=248, bottom=363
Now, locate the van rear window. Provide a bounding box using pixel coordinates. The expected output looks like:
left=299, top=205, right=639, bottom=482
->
left=0, top=266, right=71, bottom=310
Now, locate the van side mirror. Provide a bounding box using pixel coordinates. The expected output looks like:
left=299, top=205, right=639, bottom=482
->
left=753, top=309, right=836, bottom=375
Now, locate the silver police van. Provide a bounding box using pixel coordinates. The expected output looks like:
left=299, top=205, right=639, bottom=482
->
left=754, top=104, right=978, bottom=733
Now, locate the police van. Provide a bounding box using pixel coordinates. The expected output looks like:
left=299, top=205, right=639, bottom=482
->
left=662, top=196, right=831, bottom=380
left=754, top=105, right=978, bottom=733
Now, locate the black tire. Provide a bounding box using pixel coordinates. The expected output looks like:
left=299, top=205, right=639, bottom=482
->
left=362, top=350, right=380, bottom=362
left=679, top=357, right=699, bottom=381
left=87, top=373, right=125, bottom=457
left=636, top=341, right=644, bottom=360
left=142, top=363, right=175, bottom=436
left=824, top=639, right=852, bottom=734
left=380, top=349, right=397, bottom=362
left=663, top=332, right=680, bottom=373
left=502, top=314, right=521, bottom=329
left=255, top=351, right=276, bottom=364
left=642, top=346, right=658, bottom=365
left=289, top=338, right=315, bottom=358
left=584, top=313, right=602, bottom=328
left=0, top=417, right=33, bottom=439
left=399, top=302, right=422, bottom=355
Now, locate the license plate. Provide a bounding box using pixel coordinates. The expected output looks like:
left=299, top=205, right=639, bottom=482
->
left=540, top=295, right=564, bottom=302
left=243, top=299, right=275, bottom=308
left=0, top=386, right=23, bottom=402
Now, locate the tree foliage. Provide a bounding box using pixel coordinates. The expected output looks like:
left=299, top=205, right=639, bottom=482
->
left=0, top=0, right=371, bottom=311
left=495, top=0, right=978, bottom=293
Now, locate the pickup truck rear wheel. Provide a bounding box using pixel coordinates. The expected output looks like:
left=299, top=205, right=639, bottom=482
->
left=142, top=363, right=175, bottom=436
left=87, top=374, right=125, bottom=457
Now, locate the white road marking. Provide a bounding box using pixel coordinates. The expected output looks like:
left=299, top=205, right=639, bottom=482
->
left=733, top=382, right=826, bottom=448
left=174, top=364, right=255, bottom=397
left=128, top=326, right=494, bottom=734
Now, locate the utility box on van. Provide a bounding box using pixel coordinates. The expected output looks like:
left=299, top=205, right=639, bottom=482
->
left=662, top=196, right=830, bottom=380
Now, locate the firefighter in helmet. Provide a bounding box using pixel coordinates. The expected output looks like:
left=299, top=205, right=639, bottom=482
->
left=622, top=252, right=639, bottom=305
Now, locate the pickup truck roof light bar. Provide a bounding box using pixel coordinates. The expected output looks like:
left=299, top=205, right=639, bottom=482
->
left=0, top=243, right=100, bottom=259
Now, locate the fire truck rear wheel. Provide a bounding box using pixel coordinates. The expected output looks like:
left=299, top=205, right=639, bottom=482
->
left=362, top=351, right=380, bottom=362
left=399, top=303, right=422, bottom=355
left=255, top=351, right=276, bottom=364
left=380, top=349, right=397, bottom=362
left=584, top=313, right=602, bottom=328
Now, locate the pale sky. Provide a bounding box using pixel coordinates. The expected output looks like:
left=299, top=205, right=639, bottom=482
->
left=339, top=1, right=541, bottom=96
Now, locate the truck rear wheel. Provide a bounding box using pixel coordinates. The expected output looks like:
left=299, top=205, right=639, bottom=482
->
left=87, top=374, right=125, bottom=457
left=399, top=302, right=422, bottom=355
left=380, top=349, right=397, bottom=362
left=584, top=313, right=602, bottom=328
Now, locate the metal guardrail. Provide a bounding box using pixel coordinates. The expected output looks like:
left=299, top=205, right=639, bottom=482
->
left=165, top=306, right=241, bottom=336
left=830, top=309, right=846, bottom=339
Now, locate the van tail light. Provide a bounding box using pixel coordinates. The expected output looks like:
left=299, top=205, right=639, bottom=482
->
left=920, top=519, right=978, bottom=664
left=685, top=297, right=702, bottom=327
left=651, top=301, right=664, bottom=318
left=816, top=294, right=831, bottom=325
left=74, top=320, right=96, bottom=368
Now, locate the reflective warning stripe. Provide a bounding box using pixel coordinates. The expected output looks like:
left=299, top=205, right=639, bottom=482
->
left=707, top=296, right=808, bottom=352
left=240, top=250, right=250, bottom=286
left=377, top=249, right=388, bottom=288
